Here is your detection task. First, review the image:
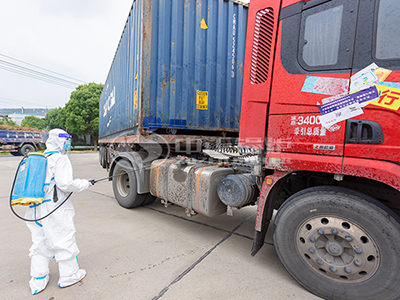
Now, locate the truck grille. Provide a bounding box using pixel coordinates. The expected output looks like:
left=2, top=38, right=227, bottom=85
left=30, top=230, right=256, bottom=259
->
left=250, top=8, right=274, bottom=84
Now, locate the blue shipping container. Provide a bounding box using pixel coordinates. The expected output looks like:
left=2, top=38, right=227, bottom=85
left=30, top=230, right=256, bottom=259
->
left=99, top=0, right=248, bottom=139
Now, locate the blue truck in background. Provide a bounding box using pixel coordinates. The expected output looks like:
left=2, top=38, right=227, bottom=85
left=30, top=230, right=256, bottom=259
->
left=0, top=127, right=46, bottom=156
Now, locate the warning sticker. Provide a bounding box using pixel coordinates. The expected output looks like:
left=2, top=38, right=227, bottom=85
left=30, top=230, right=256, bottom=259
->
left=319, top=86, right=379, bottom=115
left=380, top=82, right=400, bottom=89
left=350, top=63, right=379, bottom=93
left=302, top=76, right=349, bottom=95
left=350, top=70, right=379, bottom=93
left=313, top=62, right=400, bottom=127
left=374, top=67, right=392, bottom=82
left=134, top=91, right=138, bottom=109
left=368, top=85, right=400, bottom=111
left=317, top=86, right=379, bottom=127
left=319, top=103, right=363, bottom=128
left=196, top=91, right=208, bottom=110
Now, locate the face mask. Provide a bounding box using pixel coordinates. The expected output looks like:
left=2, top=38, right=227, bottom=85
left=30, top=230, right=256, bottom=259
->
left=63, top=140, right=71, bottom=151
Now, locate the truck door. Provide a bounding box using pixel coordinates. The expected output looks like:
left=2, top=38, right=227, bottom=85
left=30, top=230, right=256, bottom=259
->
left=344, top=0, right=400, bottom=166
left=264, top=0, right=359, bottom=173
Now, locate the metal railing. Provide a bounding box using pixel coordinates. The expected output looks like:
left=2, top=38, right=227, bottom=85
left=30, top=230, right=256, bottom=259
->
left=71, top=146, right=99, bottom=150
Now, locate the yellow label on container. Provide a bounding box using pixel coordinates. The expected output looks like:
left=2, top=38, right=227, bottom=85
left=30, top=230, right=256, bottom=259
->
left=200, top=18, right=208, bottom=30
left=196, top=90, right=208, bottom=110
left=368, top=85, right=400, bottom=111
left=134, top=91, right=138, bottom=109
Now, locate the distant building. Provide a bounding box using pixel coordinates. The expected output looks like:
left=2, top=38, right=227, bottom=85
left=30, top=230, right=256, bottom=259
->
left=0, top=108, right=52, bottom=125
left=0, top=108, right=51, bottom=116
left=9, top=112, right=45, bottom=125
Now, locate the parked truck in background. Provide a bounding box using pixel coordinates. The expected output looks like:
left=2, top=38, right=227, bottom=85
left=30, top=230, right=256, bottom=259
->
left=0, top=126, right=45, bottom=156
left=98, top=0, right=400, bottom=299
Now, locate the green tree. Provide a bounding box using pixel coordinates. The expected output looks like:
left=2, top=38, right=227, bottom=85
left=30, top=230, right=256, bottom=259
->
left=0, top=116, right=18, bottom=126
left=21, top=115, right=46, bottom=129
left=45, top=107, right=65, bottom=130
left=64, top=83, right=103, bottom=147
left=57, top=107, right=67, bottom=130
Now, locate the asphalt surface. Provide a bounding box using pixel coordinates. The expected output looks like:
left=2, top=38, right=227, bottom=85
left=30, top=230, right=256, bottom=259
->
left=0, top=153, right=321, bottom=300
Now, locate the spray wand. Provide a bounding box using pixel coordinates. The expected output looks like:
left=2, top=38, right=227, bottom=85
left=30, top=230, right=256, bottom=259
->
left=88, top=171, right=130, bottom=185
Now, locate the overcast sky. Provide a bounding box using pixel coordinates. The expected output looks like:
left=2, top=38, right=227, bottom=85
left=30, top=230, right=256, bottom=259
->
left=0, top=0, right=250, bottom=110
left=0, top=0, right=134, bottom=109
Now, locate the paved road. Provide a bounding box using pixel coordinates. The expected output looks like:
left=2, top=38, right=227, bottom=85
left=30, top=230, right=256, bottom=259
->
left=0, top=153, right=321, bottom=300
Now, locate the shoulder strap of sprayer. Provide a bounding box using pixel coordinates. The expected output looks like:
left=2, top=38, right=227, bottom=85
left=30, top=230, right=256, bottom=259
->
left=45, top=152, right=59, bottom=203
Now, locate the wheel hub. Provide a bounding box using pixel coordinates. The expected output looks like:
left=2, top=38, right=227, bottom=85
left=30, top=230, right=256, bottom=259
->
left=325, top=240, right=343, bottom=256
left=116, top=171, right=130, bottom=197
left=296, top=215, right=379, bottom=283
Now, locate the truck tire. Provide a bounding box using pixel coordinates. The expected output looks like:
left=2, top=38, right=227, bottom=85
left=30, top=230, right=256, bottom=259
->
left=142, top=194, right=157, bottom=206
left=273, top=186, right=400, bottom=300
left=19, top=144, right=35, bottom=156
left=112, top=159, right=146, bottom=208
left=99, top=146, right=106, bottom=168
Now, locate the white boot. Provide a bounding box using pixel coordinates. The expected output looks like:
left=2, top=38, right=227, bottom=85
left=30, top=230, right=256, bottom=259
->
left=29, top=274, right=49, bottom=295
left=58, top=269, right=86, bottom=288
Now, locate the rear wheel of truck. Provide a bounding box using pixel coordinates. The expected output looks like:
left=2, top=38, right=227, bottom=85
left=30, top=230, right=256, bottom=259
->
left=273, top=186, right=400, bottom=300
left=19, top=144, right=35, bottom=156
left=142, top=194, right=156, bottom=206
left=99, top=146, right=107, bottom=168
left=112, top=159, right=146, bottom=208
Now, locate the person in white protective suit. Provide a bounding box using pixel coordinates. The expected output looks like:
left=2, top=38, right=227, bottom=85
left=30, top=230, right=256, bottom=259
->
left=25, top=128, right=92, bottom=295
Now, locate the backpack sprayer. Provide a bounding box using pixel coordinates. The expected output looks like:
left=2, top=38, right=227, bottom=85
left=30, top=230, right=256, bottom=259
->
left=10, top=152, right=132, bottom=222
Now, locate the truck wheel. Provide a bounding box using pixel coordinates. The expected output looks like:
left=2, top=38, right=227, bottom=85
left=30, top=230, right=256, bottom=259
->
left=19, top=144, right=35, bottom=156
left=273, top=186, right=400, bottom=300
left=142, top=193, right=156, bottom=206
left=99, top=146, right=106, bottom=168
left=112, top=159, right=146, bottom=208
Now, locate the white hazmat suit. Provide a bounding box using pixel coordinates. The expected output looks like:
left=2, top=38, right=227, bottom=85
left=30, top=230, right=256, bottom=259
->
left=25, top=129, right=91, bottom=295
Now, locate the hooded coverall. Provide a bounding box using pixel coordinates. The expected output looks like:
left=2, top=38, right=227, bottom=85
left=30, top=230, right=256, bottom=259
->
left=25, top=128, right=90, bottom=295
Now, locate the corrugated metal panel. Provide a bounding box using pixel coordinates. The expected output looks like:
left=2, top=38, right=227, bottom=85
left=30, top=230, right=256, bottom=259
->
left=100, top=0, right=248, bottom=139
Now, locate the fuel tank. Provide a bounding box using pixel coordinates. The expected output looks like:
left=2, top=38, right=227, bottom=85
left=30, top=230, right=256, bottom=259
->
left=150, top=159, right=234, bottom=217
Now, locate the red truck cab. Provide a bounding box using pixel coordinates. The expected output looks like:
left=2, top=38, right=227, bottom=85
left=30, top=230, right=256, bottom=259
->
left=240, top=0, right=400, bottom=299
left=99, top=0, right=400, bottom=298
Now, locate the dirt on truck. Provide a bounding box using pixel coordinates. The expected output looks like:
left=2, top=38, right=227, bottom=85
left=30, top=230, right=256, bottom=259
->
left=98, top=0, right=400, bottom=299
